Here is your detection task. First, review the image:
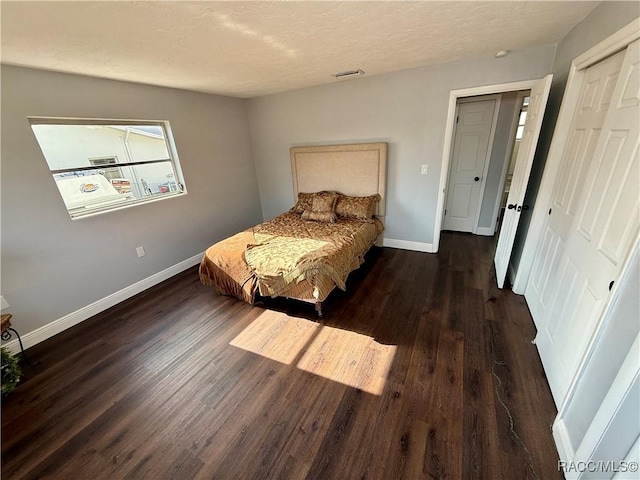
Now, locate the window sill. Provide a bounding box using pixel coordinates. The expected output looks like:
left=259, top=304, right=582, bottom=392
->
left=68, top=190, right=187, bottom=220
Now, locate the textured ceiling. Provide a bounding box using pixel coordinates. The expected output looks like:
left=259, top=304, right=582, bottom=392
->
left=1, top=1, right=600, bottom=98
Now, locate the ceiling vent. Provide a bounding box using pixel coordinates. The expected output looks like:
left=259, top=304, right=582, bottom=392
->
left=333, top=69, right=365, bottom=79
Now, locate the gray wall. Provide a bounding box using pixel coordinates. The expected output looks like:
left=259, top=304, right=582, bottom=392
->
left=509, top=1, right=640, bottom=273
left=247, top=45, right=556, bottom=245
left=478, top=91, right=520, bottom=229
left=1, top=66, right=263, bottom=335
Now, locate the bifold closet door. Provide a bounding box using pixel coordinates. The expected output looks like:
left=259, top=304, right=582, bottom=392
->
left=528, top=40, right=640, bottom=406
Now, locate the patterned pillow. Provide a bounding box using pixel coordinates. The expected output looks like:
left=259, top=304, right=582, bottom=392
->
left=292, top=192, right=315, bottom=214
left=292, top=191, right=338, bottom=214
left=335, top=194, right=381, bottom=221
left=301, top=194, right=338, bottom=223
left=302, top=210, right=337, bottom=223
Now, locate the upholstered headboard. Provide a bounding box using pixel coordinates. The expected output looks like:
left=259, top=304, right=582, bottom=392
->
left=290, top=142, right=387, bottom=216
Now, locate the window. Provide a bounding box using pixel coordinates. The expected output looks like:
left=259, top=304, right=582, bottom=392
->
left=29, top=118, right=186, bottom=219
left=88, top=156, right=122, bottom=182
left=515, top=96, right=530, bottom=140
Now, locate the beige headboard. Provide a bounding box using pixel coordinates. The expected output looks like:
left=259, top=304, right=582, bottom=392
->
left=290, top=142, right=388, bottom=216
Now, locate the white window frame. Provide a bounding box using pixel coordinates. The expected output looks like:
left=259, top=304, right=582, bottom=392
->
left=29, top=117, right=187, bottom=219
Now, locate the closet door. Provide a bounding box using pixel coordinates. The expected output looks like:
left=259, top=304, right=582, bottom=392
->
left=553, top=246, right=639, bottom=479
left=525, top=49, right=625, bottom=325
left=530, top=40, right=640, bottom=406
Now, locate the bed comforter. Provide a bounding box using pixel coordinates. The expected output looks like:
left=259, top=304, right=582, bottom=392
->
left=199, top=212, right=383, bottom=304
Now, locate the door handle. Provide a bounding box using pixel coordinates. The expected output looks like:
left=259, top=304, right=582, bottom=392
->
left=507, top=204, right=517, bottom=209
left=474, top=177, right=480, bottom=182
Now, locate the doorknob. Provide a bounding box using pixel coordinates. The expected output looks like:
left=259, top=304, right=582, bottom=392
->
left=507, top=204, right=517, bottom=209
left=474, top=177, right=480, bottom=182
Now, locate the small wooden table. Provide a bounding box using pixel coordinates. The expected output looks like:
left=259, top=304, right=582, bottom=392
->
left=1, top=313, right=33, bottom=364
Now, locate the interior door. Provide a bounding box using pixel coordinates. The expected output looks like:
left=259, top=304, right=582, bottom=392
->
left=443, top=99, right=497, bottom=232
left=553, top=245, right=639, bottom=479
left=531, top=40, right=639, bottom=406
left=494, top=75, right=552, bottom=288
left=525, top=51, right=626, bottom=323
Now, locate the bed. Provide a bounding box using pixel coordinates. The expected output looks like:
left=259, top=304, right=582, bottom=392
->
left=199, top=142, right=387, bottom=316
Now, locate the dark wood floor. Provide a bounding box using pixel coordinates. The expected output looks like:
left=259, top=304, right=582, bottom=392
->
left=2, top=232, right=561, bottom=480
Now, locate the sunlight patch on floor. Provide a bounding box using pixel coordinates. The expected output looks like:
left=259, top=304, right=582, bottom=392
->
left=230, top=309, right=319, bottom=365
left=229, top=309, right=396, bottom=395
left=296, top=325, right=396, bottom=395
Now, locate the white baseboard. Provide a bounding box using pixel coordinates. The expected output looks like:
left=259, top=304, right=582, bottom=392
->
left=475, top=226, right=496, bottom=236
left=382, top=238, right=434, bottom=253
left=2, top=252, right=204, bottom=355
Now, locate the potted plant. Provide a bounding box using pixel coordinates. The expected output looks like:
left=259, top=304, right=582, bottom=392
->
left=1, top=347, right=21, bottom=397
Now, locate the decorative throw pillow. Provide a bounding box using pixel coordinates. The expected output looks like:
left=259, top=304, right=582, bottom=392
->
left=335, top=194, right=381, bottom=221
left=302, top=210, right=337, bottom=223
left=301, top=194, right=338, bottom=223
left=292, top=192, right=315, bottom=214
left=291, top=191, right=338, bottom=214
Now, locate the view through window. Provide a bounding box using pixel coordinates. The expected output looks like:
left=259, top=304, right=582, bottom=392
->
left=30, top=119, right=186, bottom=219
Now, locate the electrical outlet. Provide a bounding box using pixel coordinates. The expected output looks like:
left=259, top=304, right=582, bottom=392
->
left=136, top=246, right=146, bottom=258
left=421, top=165, right=429, bottom=175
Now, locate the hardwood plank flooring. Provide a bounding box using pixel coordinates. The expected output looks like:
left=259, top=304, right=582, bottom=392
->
left=1, top=232, right=561, bottom=479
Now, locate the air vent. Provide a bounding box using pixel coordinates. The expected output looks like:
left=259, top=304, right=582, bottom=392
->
left=333, top=69, right=365, bottom=79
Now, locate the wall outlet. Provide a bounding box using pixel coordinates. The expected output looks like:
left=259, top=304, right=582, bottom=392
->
left=421, top=165, right=429, bottom=175
left=136, top=246, right=146, bottom=258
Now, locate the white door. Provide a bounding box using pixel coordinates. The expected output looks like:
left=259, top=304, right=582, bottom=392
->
left=494, top=74, right=553, bottom=288
left=572, top=335, right=639, bottom=480
left=529, top=41, right=639, bottom=406
left=443, top=99, right=497, bottom=232
left=553, top=245, right=639, bottom=479
left=525, top=51, right=626, bottom=323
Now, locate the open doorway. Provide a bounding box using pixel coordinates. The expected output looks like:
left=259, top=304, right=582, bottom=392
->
left=442, top=91, right=530, bottom=237
left=434, top=75, right=553, bottom=289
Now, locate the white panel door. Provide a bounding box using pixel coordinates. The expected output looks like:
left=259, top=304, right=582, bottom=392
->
left=526, top=51, right=626, bottom=322
left=577, top=334, right=639, bottom=480
left=533, top=40, right=640, bottom=406
left=443, top=99, right=496, bottom=232
left=494, top=75, right=552, bottom=288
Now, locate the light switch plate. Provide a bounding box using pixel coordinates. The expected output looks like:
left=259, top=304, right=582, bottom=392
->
left=136, top=246, right=146, bottom=258
left=421, top=165, right=429, bottom=175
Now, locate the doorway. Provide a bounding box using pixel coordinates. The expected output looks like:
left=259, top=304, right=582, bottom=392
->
left=435, top=75, right=553, bottom=289
left=442, top=95, right=501, bottom=233
left=443, top=91, right=531, bottom=238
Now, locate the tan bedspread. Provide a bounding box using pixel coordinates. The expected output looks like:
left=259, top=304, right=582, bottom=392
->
left=199, top=212, right=382, bottom=304
left=199, top=231, right=257, bottom=304
left=246, top=212, right=382, bottom=297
